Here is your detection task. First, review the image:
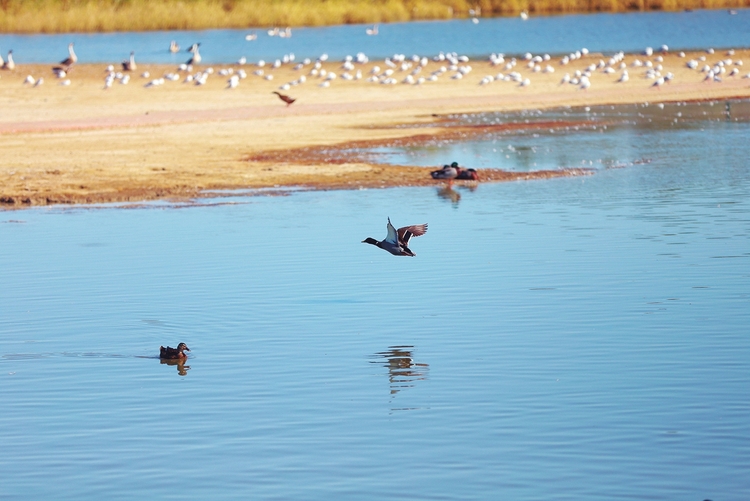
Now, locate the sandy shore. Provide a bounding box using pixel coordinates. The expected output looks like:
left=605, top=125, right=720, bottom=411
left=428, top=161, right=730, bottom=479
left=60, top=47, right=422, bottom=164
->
left=1, top=49, right=749, bottom=207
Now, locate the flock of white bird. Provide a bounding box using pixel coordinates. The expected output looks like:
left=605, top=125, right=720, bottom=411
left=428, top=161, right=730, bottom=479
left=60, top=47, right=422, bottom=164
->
left=2, top=25, right=749, bottom=96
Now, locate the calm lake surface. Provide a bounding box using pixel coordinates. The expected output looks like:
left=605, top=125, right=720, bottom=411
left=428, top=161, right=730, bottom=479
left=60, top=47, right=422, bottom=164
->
left=1, top=9, right=749, bottom=64
left=2, top=100, right=750, bottom=499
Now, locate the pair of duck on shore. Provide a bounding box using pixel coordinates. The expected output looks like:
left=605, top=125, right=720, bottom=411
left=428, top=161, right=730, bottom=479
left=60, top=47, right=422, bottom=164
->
left=430, top=162, right=479, bottom=181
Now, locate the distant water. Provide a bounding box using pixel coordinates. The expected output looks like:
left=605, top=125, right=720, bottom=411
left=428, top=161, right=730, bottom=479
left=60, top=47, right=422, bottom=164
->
left=1, top=102, right=749, bottom=500
left=0, top=9, right=748, bottom=64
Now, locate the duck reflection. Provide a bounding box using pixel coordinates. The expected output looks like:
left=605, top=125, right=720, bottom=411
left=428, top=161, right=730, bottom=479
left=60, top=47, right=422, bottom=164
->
left=437, top=183, right=461, bottom=205
left=436, top=182, right=479, bottom=207
left=160, top=358, right=190, bottom=376
left=371, top=346, right=428, bottom=396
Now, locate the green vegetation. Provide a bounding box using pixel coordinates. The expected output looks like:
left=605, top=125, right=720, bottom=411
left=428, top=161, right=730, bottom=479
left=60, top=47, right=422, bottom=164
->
left=0, top=0, right=747, bottom=33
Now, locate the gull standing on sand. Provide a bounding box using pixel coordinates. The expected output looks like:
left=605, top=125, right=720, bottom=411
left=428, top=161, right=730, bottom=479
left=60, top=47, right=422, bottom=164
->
left=122, top=51, right=136, bottom=71
left=1, top=50, right=14, bottom=70
left=55, top=43, right=77, bottom=71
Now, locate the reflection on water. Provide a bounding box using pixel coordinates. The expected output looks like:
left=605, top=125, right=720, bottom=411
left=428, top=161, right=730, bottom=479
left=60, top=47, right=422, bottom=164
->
left=160, top=358, right=190, bottom=376
left=436, top=182, right=479, bottom=207
left=437, top=184, right=461, bottom=206
left=371, top=346, right=429, bottom=404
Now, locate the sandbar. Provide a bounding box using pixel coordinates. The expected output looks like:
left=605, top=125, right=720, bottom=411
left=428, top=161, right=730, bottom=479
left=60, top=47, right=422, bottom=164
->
left=1, top=49, right=749, bottom=207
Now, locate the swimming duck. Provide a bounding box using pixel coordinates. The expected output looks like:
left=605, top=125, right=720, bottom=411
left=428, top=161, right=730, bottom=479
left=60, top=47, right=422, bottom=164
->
left=122, top=51, right=136, bottom=71
left=430, top=162, right=460, bottom=180
left=362, top=218, right=428, bottom=257
left=159, top=343, right=190, bottom=359
left=272, top=91, right=296, bottom=106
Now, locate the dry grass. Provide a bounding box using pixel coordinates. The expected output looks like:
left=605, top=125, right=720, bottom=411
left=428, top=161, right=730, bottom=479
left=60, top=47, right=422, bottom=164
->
left=0, top=0, right=748, bottom=33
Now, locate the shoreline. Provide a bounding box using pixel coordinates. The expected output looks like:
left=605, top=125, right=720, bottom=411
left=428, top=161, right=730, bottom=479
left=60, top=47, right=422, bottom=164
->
left=1, top=49, right=749, bottom=209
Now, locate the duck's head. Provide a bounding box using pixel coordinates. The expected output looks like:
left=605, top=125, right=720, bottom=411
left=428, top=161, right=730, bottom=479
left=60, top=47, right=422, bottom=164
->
left=451, top=162, right=459, bottom=168
left=362, top=237, right=379, bottom=246
left=176, top=343, right=190, bottom=352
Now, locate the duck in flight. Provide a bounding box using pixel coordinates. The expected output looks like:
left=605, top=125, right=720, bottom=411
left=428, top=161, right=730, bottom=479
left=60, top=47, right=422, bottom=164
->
left=159, top=343, right=190, bottom=360
left=362, top=218, right=428, bottom=257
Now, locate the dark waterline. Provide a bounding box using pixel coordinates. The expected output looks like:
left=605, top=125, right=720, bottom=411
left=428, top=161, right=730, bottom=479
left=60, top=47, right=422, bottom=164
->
left=1, top=9, right=749, bottom=64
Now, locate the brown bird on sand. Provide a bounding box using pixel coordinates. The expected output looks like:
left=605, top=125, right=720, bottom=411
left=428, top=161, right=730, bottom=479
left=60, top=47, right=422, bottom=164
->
left=159, top=342, right=190, bottom=360
left=272, top=91, right=296, bottom=107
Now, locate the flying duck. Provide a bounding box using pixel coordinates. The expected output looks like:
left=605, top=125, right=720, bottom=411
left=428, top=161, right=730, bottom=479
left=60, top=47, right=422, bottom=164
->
left=362, top=218, right=428, bottom=257
left=272, top=91, right=296, bottom=106
left=169, top=40, right=180, bottom=53
left=160, top=343, right=190, bottom=359
left=122, top=51, right=136, bottom=71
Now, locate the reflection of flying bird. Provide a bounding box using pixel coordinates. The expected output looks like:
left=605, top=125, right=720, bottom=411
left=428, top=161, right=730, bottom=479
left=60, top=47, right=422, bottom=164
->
left=371, top=346, right=429, bottom=396
left=362, top=218, right=428, bottom=257
left=159, top=342, right=190, bottom=360
left=272, top=91, right=296, bottom=106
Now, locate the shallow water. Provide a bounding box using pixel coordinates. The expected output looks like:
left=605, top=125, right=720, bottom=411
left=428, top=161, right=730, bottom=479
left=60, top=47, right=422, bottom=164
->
left=373, top=99, right=750, bottom=171
left=1, top=9, right=749, bottom=64
left=1, top=103, right=749, bottom=499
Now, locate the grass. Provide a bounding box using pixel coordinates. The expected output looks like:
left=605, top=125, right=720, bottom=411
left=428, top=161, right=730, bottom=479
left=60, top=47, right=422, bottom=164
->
left=0, top=0, right=747, bottom=33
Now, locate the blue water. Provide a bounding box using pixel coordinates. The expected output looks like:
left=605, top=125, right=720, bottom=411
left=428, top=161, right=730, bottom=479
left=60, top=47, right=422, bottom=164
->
left=1, top=9, right=749, bottom=64
left=373, top=99, right=750, bottom=171
left=2, top=101, right=750, bottom=499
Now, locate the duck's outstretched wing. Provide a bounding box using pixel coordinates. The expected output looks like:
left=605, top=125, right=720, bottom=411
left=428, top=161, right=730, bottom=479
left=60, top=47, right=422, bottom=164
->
left=384, top=218, right=399, bottom=245
left=398, top=223, right=428, bottom=245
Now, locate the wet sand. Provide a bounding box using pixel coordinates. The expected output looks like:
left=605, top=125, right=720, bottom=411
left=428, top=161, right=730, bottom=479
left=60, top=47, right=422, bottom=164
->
left=1, top=49, right=749, bottom=207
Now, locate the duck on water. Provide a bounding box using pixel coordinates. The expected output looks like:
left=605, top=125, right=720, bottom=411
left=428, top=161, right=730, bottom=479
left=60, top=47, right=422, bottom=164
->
left=159, top=343, right=190, bottom=359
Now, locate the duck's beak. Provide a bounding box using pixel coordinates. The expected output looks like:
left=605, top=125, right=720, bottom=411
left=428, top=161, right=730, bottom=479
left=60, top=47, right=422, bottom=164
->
left=185, top=346, right=191, bottom=351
